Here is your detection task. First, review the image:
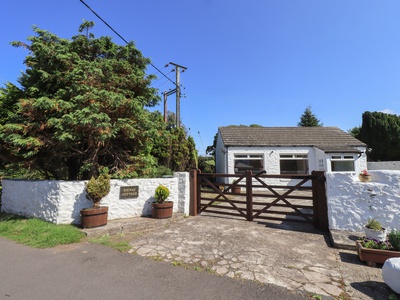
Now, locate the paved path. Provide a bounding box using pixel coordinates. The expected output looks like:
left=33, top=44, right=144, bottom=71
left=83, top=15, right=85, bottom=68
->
left=128, top=215, right=395, bottom=300
left=0, top=237, right=306, bottom=300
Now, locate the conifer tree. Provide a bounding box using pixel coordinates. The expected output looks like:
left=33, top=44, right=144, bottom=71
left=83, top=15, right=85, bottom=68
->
left=358, top=111, right=400, bottom=161
left=297, top=105, right=323, bottom=127
left=0, top=21, right=168, bottom=179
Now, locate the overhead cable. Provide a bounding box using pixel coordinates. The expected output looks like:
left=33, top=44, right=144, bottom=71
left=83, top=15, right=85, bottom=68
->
left=79, top=0, right=176, bottom=85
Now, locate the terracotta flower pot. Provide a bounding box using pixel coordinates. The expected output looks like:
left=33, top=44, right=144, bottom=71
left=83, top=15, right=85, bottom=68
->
left=152, top=202, right=173, bottom=219
left=356, top=241, right=400, bottom=265
left=80, top=206, right=108, bottom=228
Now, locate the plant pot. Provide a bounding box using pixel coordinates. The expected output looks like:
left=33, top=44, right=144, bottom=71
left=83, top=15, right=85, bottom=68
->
left=80, top=206, right=108, bottom=228
left=152, top=202, right=173, bottom=219
left=365, top=226, right=387, bottom=242
left=232, top=186, right=241, bottom=194
left=356, top=241, right=400, bottom=265
left=358, top=174, right=372, bottom=182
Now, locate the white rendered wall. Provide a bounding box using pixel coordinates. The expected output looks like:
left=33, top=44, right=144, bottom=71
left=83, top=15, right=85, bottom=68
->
left=326, top=171, right=400, bottom=232
left=215, top=130, right=226, bottom=174
left=1, top=172, right=190, bottom=225
left=225, top=146, right=316, bottom=186
left=368, top=161, right=400, bottom=170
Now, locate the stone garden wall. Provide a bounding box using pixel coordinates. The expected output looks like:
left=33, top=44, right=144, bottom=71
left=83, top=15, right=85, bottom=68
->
left=1, top=172, right=189, bottom=225
left=326, top=171, right=400, bottom=232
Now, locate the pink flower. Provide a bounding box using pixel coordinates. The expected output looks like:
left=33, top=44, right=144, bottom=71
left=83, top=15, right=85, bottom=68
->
left=360, top=169, right=370, bottom=176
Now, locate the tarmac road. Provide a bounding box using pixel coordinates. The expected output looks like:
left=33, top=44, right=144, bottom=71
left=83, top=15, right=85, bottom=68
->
left=0, top=238, right=309, bottom=300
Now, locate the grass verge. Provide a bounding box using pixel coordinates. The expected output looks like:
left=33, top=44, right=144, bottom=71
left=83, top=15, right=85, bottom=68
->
left=0, top=213, right=85, bottom=248
left=88, top=234, right=132, bottom=252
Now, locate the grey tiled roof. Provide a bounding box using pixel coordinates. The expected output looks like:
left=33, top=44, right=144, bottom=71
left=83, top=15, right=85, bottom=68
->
left=219, top=126, right=366, bottom=153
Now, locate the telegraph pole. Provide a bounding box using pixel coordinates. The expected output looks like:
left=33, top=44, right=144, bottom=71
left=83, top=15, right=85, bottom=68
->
left=169, top=62, right=187, bottom=128
left=163, top=89, right=176, bottom=123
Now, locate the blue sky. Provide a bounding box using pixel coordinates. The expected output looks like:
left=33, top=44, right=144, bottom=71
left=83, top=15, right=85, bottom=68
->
left=1, top=1, right=400, bottom=155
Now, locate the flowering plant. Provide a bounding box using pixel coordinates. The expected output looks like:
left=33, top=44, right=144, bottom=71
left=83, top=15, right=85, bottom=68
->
left=359, top=169, right=370, bottom=176
left=361, top=237, right=391, bottom=250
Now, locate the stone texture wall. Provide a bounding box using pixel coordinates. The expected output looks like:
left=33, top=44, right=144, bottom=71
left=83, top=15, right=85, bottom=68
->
left=326, top=170, right=400, bottom=232
left=368, top=161, right=400, bottom=170
left=1, top=172, right=190, bottom=225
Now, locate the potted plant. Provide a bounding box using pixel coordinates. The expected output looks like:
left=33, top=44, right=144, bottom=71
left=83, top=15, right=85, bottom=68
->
left=80, top=171, right=111, bottom=228
left=231, top=179, right=241, bottom=194
left=358, top=169, right=372, bottom=182
left=152, top=185, right=173, bottom=219
left=356, top=229, right=400, bottom=266
left=364, top=218, right=387, bottom=242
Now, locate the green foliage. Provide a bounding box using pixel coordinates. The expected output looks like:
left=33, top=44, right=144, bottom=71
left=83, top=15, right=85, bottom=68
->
left=206, top=133, right=218, bottom=158
left=88, top=235, right=131, bottom=252
left=365, top=218, right=383, bottom=231
left=154, top=185, right=170, bottom=203
left=358, top=111, right=400, bottom=161
left=361, top=237, right=390, bottom=250
left=348, top=126, right=361, bottom=138
left=0, top=213, right=85, bottom=248
left=0, top=21, right=168, bottom=180
left=198, top=156, right=215, bottom=173
left=152, top=127, right=197, bottom=173
left=297, top=105, right=323, bottom=127
left=389, top=229, right=400, bottom=251
left=85, top=172, right=111, bottom=206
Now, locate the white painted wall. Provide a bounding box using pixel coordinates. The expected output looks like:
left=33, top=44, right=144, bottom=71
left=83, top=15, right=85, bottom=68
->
left=1, top=172, right=190, bottom=225
left=216, top=142, right=367, bottom=178
left=326, top=170, right=400, bottom=232
left=215, top=131, right=226, bottom=174
left=368, top=161, right=400, bottom=170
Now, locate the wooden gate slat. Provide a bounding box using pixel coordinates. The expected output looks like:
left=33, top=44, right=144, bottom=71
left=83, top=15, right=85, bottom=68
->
left=193, top=170, right=327, bottom=230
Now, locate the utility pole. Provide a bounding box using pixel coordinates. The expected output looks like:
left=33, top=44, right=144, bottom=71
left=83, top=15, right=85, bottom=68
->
left=163, top=89, right=176, bottom=123
left=169, top=62, right=187, bottom=128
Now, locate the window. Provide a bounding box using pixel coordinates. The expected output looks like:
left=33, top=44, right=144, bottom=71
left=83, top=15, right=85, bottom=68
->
left=318, top=159, right=324, bottom=170
left=330, top=155, right=355, bottom=172
left=234, top=154, right=264, bottom=174
left=280, top=154, right=309, bottom=175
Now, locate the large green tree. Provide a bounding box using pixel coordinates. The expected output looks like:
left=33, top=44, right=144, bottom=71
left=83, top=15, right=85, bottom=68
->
left=0, top=21, right=196, bottom=180
left=297, top=105, right=323, bottom=127
left=357, top=111, right=400, bottom=161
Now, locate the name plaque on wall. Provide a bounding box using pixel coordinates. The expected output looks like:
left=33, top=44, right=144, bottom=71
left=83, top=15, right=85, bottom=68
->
left=119, top=186, right=139, bottom=199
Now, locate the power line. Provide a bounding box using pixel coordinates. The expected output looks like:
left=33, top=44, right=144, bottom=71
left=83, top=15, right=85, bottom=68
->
left=79, top=0, right=176, bottom=86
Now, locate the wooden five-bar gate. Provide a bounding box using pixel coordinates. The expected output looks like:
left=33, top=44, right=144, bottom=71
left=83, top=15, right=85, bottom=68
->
left=189, top=170, right=328, bottom=231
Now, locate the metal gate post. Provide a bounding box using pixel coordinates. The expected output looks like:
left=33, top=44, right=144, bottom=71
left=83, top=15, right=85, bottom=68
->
left=246, top=170, right=253, bottom=221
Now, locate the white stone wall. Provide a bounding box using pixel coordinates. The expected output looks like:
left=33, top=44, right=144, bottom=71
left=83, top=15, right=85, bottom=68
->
left=368, top=161, right=400, bottom=170
left=326, top=170, right=400, bottom=232
left=1, top=172, right=190, bottom=225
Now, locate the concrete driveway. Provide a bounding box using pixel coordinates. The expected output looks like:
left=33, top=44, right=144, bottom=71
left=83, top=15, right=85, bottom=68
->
left=126, top=214, right=395, bottom=300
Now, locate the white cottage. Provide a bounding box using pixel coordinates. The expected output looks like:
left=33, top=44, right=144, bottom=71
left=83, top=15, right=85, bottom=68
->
left=215, top=126, right=367, bottom=176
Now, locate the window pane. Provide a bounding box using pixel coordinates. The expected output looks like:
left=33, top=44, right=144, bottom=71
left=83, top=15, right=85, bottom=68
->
left=331, top=161, right=354, bottom=171
left=234, top=159, right=264, bottom=174
left=280, top=159, right=308, bottom=174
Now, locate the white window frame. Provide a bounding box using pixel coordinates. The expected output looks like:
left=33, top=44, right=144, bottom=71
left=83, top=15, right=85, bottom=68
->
left=279, top=154, right=309, bottom=175
left=233, top=154, right=264, bottom=174
left=330, top=155, right=355, bottom=172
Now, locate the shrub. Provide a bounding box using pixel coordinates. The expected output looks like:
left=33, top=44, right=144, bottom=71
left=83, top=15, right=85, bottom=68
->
left=389, top=229, right=400, bottom=251
left=85, top=173, right=111, bottom=207
left=154, top=185, right=170, bottom=203
left=365, top=218, right=383, bottom=231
